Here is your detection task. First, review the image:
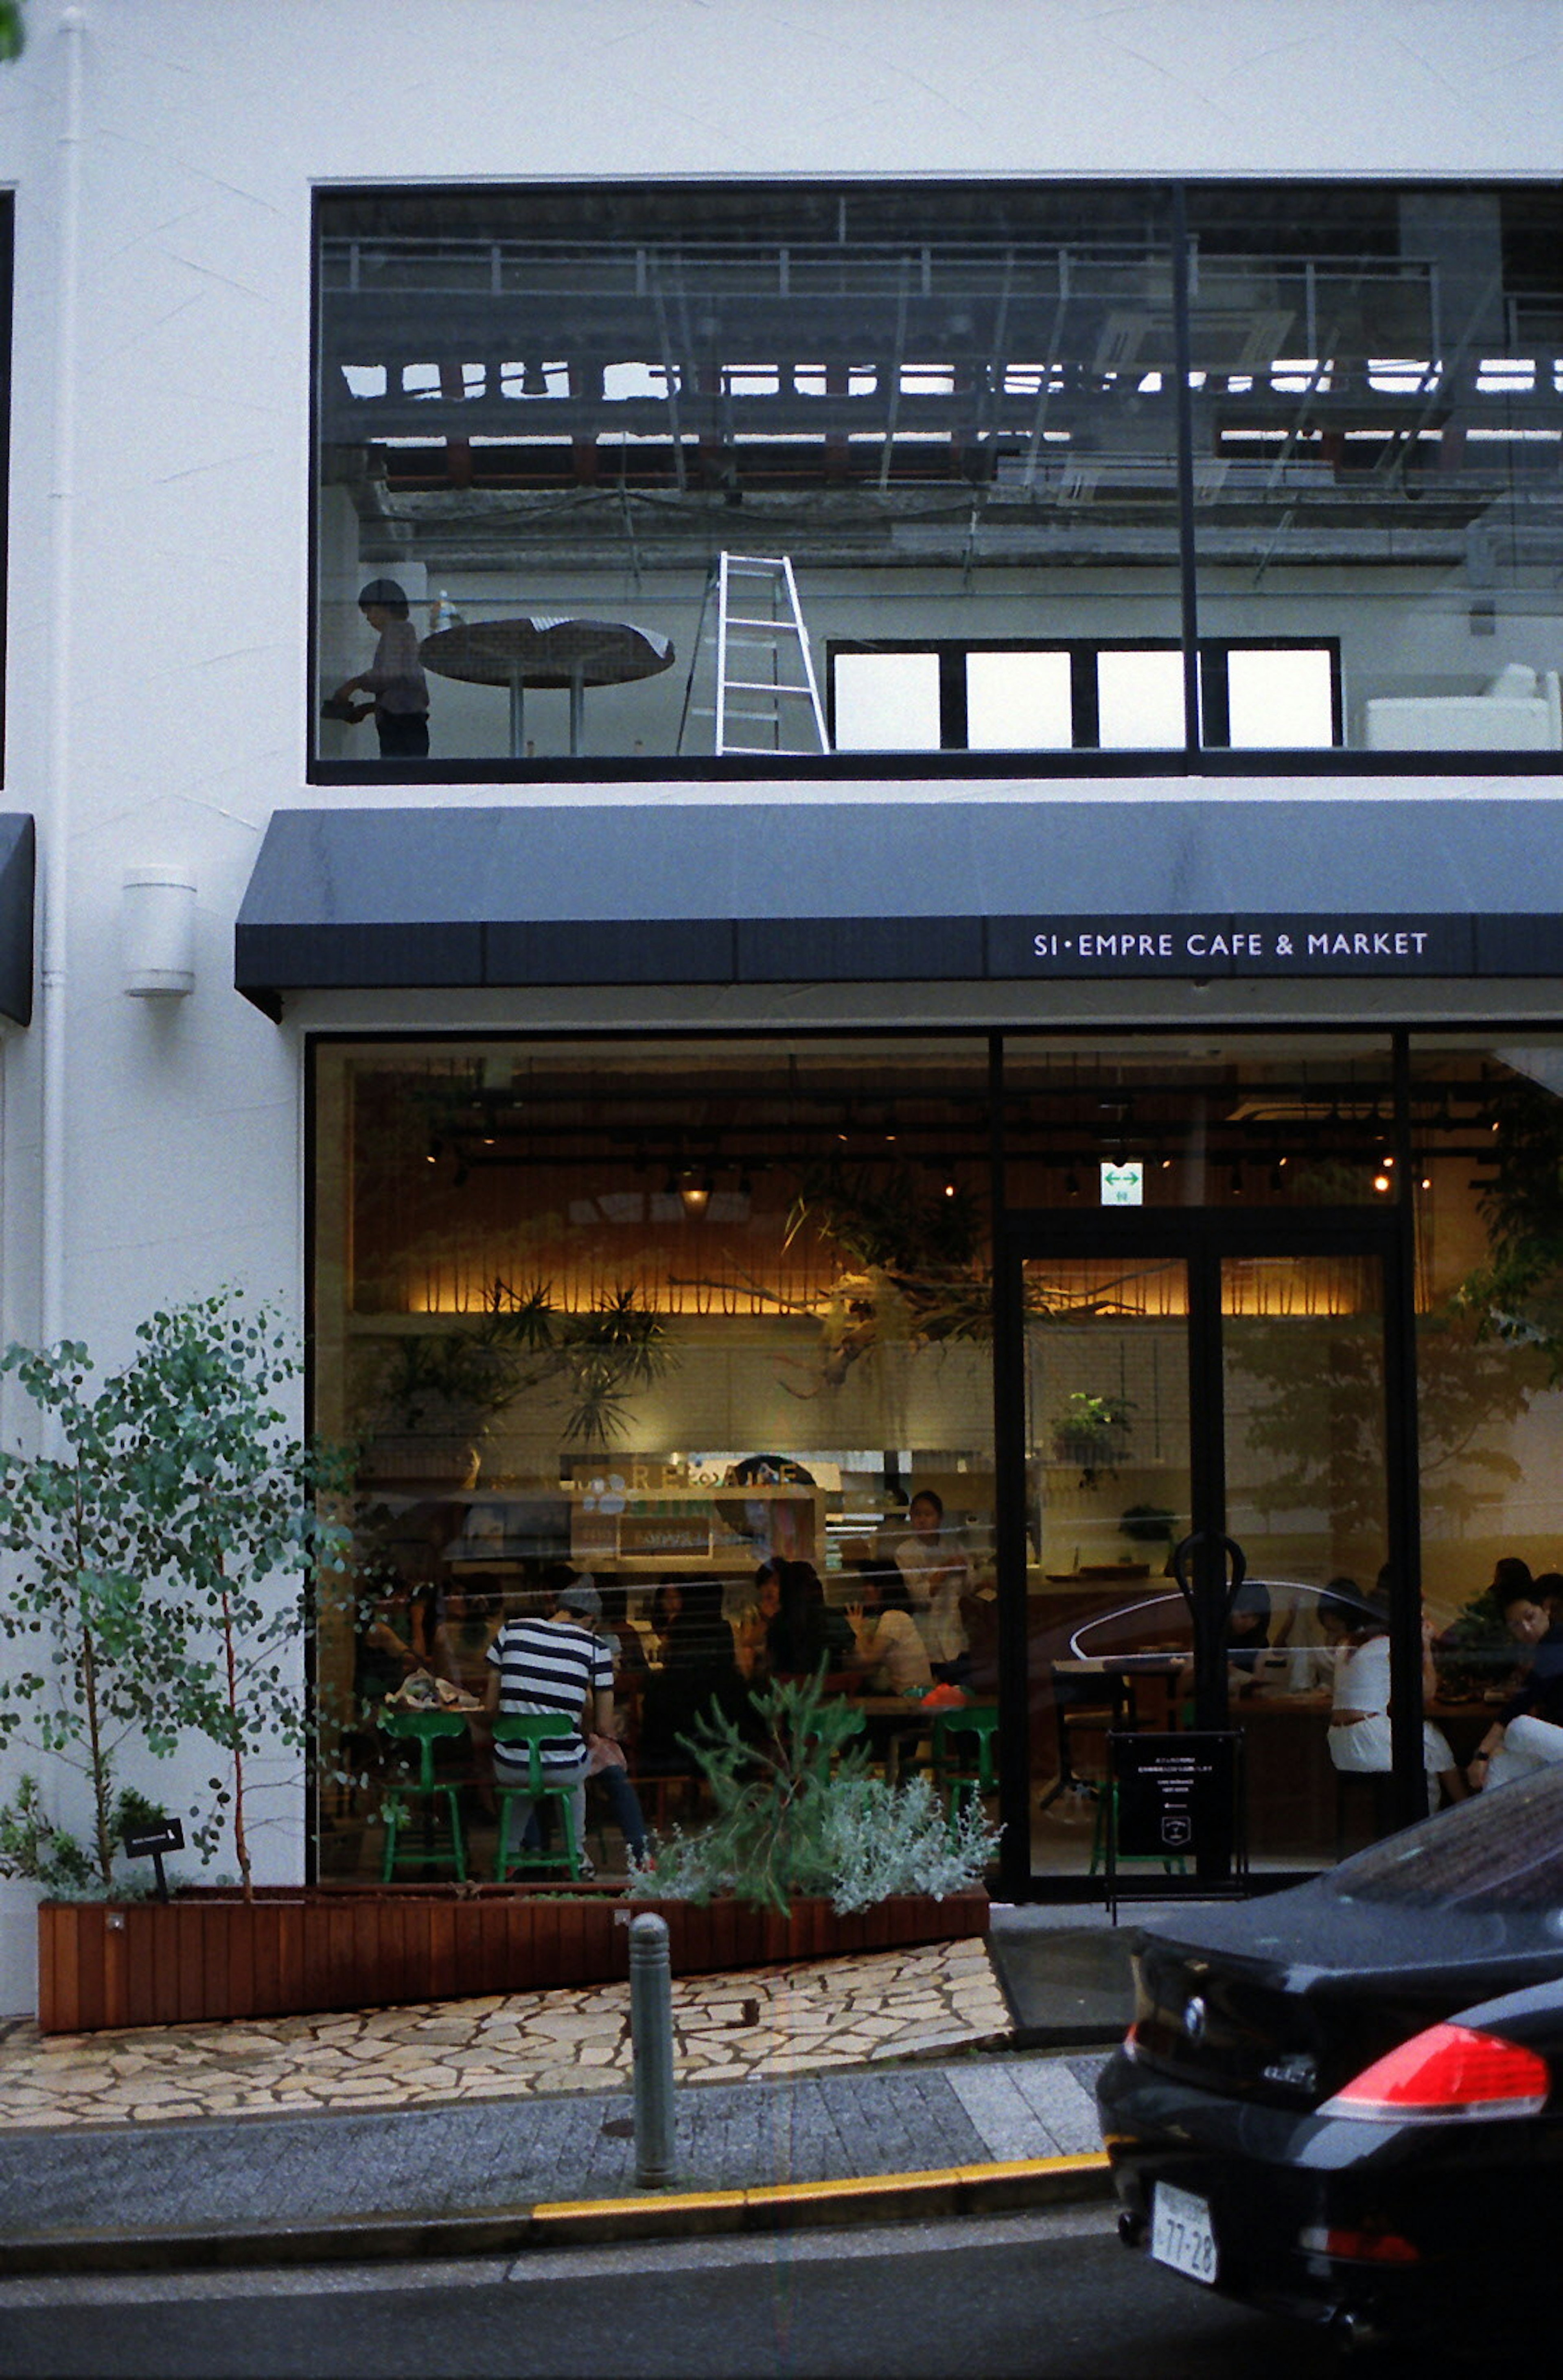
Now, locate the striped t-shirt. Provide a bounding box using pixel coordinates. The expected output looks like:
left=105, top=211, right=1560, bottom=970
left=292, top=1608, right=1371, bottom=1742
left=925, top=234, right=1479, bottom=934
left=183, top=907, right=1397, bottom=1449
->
left=486, top=1617, right=613, bottom=1775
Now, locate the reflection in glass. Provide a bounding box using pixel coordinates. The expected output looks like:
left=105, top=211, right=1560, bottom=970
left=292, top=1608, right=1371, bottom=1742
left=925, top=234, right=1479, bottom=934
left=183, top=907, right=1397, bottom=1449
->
left=1097, top=649, right=1185, bottom=748
left=1225, top=647, right=1334, bottom=748
left=966, top=651, right=1073, bottom=750
left=1189, top=185, right=1563, bottom=754
left=833, top=651, right=941, bottom=750
left=313, top=181, right=1185, bottom=766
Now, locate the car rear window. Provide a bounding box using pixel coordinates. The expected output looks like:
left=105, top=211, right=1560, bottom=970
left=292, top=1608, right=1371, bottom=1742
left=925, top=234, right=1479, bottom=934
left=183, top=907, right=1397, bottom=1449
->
left=1325, top=1765, right=1563, bottom=1909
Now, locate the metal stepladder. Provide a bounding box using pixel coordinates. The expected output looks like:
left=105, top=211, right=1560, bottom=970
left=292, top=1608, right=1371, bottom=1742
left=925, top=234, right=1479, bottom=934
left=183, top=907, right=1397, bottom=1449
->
left=677, top=553, right=830, bottom=756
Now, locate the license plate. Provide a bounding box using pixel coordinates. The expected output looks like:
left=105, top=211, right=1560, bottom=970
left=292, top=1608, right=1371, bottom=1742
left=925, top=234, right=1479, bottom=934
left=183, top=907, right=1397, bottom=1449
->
left=1150, top=2182, right=1218, bottom=2286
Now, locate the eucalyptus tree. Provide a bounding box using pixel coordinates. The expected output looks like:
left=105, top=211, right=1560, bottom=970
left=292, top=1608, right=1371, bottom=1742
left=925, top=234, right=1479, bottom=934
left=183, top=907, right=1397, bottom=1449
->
left=0, top=1298, right=350, bottom=1895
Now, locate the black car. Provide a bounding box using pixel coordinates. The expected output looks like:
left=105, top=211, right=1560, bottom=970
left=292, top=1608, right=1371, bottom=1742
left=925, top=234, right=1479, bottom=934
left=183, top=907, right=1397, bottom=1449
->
left=1097, top=1764, right=1563, bottom=2349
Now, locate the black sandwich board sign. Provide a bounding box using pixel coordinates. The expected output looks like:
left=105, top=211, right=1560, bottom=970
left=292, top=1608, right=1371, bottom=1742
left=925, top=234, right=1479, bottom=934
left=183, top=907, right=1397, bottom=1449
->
left=1105, top=1731, right=1246, bottom=1901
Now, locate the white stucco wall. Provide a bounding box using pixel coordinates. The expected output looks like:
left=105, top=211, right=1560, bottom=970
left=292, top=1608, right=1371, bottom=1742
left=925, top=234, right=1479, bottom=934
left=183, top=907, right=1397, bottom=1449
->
left=0, top=0, right=1558, bottom=1982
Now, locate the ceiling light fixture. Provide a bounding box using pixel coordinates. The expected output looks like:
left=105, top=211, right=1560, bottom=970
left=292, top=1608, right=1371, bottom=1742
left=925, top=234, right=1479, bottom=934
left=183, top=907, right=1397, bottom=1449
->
left=679, top=1174, right=714, bottom=1219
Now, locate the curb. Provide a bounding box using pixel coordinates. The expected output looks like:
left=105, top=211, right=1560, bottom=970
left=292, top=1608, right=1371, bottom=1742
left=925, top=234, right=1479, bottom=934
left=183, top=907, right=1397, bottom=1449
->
left=0, top=2155, right=1113, bottom=2278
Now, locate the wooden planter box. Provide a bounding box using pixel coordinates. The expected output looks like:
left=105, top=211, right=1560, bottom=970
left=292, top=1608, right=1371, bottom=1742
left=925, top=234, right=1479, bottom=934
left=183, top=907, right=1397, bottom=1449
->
left=35, top=1884, right=989, bottom=2034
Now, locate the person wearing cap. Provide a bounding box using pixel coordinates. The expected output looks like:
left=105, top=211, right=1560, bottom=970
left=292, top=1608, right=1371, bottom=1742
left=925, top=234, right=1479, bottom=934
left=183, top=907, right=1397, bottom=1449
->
left=485, top=1576, right=615, bottom=1879
left=329, top=577, right=430, bottom=760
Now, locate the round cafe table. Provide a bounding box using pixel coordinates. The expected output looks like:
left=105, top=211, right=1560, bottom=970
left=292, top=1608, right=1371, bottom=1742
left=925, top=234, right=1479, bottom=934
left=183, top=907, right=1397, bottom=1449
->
left=419, top=615, right=675, bottom=757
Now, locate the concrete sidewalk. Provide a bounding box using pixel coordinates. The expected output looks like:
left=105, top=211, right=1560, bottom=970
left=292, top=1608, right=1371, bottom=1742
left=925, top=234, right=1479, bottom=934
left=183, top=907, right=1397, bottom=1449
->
left=0, top=2046, right=1112, bottom=2275
left=0, top=1912, right=1153, bottom=2275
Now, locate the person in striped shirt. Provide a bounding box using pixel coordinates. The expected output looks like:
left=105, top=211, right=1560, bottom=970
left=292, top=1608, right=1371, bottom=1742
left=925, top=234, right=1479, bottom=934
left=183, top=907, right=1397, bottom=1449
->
left=485, top=1580, right=615, bottom=1875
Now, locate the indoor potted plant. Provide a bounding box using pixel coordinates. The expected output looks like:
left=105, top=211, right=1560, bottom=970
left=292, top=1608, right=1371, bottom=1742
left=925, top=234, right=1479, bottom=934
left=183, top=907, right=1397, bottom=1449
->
left=1051, top=1393, right=1135, bottom=1488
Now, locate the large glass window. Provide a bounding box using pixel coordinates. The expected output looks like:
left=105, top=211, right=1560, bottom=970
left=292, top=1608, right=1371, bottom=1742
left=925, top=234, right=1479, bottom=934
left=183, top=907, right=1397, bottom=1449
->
left=1189, top=186, right=1563, bottom=758
left=310, top=182, right=1188, bottom=772
left=1411, top=1037, right=1563, bottom=1700
left=313, top=1037, right=997, bottom=1881
left=312, top=1029, right=1563, bottom=1894
left=313, top=179, right=1562, bottom=775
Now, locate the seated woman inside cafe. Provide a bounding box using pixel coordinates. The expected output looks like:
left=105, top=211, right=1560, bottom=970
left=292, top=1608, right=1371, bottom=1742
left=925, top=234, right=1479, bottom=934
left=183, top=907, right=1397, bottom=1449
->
left=637, top=1577, right=750, bottom=1770
left=894, top=1489, right=971, bottom=1683
left=734, top=1560, right=782, bottom=1681
left=846, top=1567, right=934, bottom=1696
left=649, top=1580, right=683, bottom=1665
left=1316, top=1585, right=1466, bottom=1811
left=767, top=1559, right=853, bottom=1682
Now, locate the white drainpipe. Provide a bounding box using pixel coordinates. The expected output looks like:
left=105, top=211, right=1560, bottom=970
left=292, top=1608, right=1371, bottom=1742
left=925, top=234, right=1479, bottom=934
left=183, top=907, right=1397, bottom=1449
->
left=40, top=6, right=86, bottom=1350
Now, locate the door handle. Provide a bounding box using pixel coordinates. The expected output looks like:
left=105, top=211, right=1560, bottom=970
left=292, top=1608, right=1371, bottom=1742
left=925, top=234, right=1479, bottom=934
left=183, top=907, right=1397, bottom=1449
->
left=1172, top=1529, right=1248, bottom=1624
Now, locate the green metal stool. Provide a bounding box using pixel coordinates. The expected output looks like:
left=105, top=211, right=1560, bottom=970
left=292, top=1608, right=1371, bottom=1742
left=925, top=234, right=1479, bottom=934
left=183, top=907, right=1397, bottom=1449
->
left=930, top=1705, right=1000, bottom=1837
left=491, top=1713, right=585, bottom=1882
left=378, top=1706, right=469, bottom=1882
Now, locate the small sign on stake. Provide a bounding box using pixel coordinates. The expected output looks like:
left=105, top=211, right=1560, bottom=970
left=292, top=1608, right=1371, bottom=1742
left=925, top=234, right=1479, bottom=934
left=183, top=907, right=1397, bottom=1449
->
left=122, top=1816, right=184, bottom=1903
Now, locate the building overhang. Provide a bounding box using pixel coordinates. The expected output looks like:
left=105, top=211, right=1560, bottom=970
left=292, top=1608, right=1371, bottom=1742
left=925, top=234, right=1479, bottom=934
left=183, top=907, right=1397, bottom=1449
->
left=0, top=816, right=35, bottom=1027
left=234, top=799, right=1563, bottom=1019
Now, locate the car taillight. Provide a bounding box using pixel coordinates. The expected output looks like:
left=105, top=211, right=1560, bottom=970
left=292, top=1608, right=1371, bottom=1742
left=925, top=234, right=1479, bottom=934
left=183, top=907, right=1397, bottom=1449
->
left=1320, top=2022, right=1550, bottom=2122
left=1299, top=2222, right=1419, bottom=2264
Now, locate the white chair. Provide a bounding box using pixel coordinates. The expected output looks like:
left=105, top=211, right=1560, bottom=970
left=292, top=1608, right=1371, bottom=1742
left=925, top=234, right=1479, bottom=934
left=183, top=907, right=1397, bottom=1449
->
left=1364, top=660, right=1563, bottom=752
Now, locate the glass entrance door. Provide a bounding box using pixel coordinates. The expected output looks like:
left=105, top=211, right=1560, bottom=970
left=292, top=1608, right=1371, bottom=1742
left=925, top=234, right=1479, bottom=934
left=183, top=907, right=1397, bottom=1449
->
left=1009, top=1220, right=1399, bottom=1893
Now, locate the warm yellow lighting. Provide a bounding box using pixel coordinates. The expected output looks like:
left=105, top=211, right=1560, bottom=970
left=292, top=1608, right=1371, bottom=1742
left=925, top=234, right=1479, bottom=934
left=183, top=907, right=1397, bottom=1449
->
left=1373, top=1172, right=1392, bottom=1194
left=679, top=1176, right=713, bottom=1218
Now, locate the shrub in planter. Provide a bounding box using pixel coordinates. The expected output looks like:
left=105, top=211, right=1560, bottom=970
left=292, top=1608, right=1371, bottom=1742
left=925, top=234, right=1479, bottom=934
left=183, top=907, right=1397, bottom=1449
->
left=624, top=1671, right=998, bottom=1916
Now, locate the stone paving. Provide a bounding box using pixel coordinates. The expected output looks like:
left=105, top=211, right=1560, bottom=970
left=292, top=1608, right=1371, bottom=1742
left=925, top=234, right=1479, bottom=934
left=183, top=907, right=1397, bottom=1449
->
left=0, top=1938, right=1011, bottom=2131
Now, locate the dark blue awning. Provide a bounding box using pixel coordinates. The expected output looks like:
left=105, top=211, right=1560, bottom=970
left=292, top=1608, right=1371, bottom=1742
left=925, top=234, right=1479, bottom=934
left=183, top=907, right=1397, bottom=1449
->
left=0, top=816, right=35, bottom=1026
left=234, top=798, right=1563, bottom=1014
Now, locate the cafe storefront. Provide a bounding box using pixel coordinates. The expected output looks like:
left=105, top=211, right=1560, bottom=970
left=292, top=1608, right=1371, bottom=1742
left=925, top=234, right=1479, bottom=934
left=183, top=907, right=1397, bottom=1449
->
left=244, top=796, right=1563, bottom=1901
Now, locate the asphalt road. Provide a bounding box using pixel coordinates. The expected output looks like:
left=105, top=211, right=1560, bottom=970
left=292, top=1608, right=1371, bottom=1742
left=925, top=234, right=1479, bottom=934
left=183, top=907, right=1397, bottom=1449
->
left=0, top=2207, right=1455, bottom=2380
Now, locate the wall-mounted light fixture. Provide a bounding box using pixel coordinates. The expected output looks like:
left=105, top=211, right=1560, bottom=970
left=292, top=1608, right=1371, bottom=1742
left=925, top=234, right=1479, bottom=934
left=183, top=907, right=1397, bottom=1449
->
left=679, top=1174, right=714, bottom=1219
left=121, top=868, right=195, bottom=997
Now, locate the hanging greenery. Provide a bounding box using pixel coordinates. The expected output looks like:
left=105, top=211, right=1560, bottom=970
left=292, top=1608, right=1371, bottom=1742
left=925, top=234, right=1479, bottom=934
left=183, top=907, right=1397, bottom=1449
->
left=1451, top=1074, right=1563, bottom=1380
left=370, top=1276, right=674, bottom=1446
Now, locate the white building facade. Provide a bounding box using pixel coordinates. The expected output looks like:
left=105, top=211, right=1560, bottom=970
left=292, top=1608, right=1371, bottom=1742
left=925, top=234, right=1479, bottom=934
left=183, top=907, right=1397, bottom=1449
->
left=2, top=0, right=1563, bottom=2008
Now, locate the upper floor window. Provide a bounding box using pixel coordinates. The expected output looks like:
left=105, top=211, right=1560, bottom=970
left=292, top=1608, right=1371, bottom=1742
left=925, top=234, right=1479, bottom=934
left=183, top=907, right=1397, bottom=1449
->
left=311, top=180, right=1563, bottom=777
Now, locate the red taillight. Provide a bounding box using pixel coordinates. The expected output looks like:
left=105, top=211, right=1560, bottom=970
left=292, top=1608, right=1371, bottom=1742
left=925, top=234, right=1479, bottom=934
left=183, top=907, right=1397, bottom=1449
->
left=1321, top=2023, right=1550, bottom=2122
left=1300, top=2222, right=1419, bottom=2265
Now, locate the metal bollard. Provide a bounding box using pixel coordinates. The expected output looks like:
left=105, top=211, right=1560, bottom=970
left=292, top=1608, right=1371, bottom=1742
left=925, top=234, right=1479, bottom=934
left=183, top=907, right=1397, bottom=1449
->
left=628, top=1911, right=676, bottom=2188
